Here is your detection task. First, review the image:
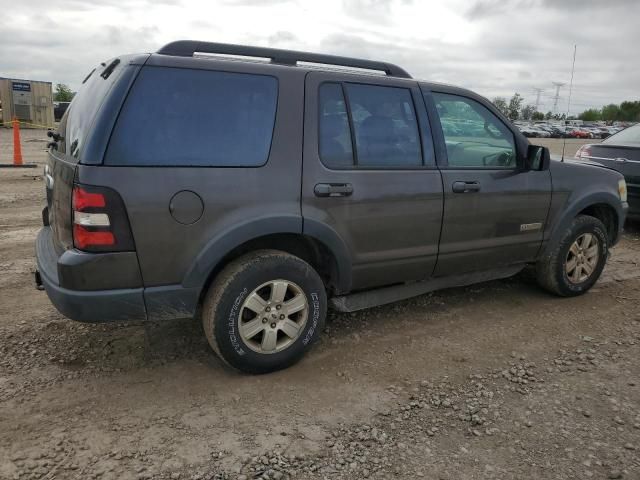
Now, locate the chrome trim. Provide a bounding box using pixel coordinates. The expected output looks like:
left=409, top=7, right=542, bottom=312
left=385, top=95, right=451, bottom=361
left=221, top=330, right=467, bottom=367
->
left=581, top=155, right=640, bottom=164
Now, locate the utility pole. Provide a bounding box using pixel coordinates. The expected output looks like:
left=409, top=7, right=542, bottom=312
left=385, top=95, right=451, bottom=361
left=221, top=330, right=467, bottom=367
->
left=533, top=87, right=544, bottom=112
left=552, top=82, right=565, bottom=115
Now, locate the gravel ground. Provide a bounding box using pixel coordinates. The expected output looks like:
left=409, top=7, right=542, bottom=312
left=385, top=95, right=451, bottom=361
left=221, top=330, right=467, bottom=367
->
left=0, top=129, right=639, bottom=480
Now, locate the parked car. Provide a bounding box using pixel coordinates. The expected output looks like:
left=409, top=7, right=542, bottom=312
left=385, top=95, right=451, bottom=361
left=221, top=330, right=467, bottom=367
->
left=575, top=123, right=639, bottom=218
left=519, top=126, right=540, bottom=138
left=568, top=128, right=591, bottom=139
left=36, top=41, right=628, bottom=373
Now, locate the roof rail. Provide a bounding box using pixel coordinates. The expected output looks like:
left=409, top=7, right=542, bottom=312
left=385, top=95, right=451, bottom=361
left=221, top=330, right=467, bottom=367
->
left=156, top=41, right=412, bottom=79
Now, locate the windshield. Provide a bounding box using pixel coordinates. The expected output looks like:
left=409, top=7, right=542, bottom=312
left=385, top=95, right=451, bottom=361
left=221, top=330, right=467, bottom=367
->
left=603, top=124, right=640, bottom=144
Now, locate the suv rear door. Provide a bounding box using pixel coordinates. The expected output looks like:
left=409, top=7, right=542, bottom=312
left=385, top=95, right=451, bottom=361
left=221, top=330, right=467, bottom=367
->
left=423, top=87, right=552, bottom=275
left=302, top=72, right=443, bottom=292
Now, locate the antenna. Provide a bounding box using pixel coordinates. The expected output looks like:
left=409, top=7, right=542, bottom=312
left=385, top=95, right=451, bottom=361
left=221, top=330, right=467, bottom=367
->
left=561, top=45, right=577, bottom=162
left=552, top=81, right=566, bottom=115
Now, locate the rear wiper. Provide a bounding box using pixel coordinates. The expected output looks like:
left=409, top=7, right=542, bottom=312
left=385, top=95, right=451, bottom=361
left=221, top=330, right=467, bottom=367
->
left=82, top=68, right=96, bottom=84
left=100, top=58, right=120, bottom=79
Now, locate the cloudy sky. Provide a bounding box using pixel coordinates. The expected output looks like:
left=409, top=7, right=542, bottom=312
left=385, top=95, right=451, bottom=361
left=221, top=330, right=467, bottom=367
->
left=2, top=0, right=638, bottom=115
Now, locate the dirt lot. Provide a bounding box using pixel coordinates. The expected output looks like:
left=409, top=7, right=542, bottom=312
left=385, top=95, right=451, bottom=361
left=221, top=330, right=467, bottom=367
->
left=1, top=130, right=639, bottom=480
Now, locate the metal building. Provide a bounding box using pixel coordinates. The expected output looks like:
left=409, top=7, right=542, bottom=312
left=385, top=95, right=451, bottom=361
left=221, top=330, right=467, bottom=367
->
left=0, top=77, right=54, bottom=128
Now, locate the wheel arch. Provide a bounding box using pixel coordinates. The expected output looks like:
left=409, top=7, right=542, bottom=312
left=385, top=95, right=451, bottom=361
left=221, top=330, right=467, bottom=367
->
left=183, top=217, right=352, bottom=306
left=542, top=192, right=623, bottom=259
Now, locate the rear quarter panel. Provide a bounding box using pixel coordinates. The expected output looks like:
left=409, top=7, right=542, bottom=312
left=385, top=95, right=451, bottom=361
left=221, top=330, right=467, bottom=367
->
left=77, top=57, right=306, bottom=290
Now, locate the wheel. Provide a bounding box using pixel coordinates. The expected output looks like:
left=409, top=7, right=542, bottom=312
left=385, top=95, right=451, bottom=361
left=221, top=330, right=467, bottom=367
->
left=202, top=250, right=327, bottom=374
left=535, top=215, right=609, bottom=297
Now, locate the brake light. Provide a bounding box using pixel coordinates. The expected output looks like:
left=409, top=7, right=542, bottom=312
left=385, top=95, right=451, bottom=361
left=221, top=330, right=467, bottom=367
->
left=72, top=186, right=114, bottom=250
left=73, top=224, right=115, bottom=249
left=73, top=187, right=106, bottom=210
left=575, top=144, right=592, bottom=159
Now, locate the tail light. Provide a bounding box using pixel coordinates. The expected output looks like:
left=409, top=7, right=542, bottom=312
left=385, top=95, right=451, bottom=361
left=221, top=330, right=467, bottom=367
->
left=575, top=144, right=592, bottom=160
left=72, top=184, right=135, bottom=252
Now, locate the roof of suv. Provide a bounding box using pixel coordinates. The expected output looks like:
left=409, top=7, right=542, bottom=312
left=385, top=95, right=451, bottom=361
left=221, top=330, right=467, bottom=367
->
left=157, top=40, right=413, bottom=79
left=150, top=40, right=488, bottom=106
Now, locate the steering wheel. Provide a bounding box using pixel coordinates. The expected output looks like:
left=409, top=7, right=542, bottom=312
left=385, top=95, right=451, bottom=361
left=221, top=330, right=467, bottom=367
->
left=482, top=150, right=513, bottom=167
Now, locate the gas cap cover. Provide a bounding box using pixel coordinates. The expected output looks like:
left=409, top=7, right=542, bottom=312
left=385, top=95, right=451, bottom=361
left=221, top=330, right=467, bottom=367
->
left=169, top=190, right=204, bottom=225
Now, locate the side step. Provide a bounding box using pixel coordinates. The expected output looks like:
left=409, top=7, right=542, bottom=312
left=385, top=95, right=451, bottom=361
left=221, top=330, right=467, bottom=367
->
left=330, top=265, right=524, bottom=313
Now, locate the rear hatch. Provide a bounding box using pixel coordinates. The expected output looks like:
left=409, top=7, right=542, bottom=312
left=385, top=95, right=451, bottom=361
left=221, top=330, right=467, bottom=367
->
left=45, top=56, right=143, bottom=255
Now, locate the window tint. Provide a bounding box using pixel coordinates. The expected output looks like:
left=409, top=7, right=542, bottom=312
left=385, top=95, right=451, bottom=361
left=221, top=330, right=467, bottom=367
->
left=105, top=67, right=278, bottom=167
left=62, top=59, right=124, bottom=159
left=432, top=93, right=516, bottom=168
left=318, top=83, right=354, bottom=168
left=345, top=84, right=422, bottom=167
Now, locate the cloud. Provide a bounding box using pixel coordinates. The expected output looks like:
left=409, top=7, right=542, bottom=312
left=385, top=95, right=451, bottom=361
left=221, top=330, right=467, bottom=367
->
left=1, top=0, right=638, bottom=115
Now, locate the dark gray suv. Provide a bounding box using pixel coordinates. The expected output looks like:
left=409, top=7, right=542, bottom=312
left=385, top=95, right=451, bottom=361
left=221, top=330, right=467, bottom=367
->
left=36, top=41, right=629, bottom=373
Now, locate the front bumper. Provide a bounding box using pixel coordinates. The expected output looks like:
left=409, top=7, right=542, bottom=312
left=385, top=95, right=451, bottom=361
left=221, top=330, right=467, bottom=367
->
left=35, top=227, right=147, bottom=323
left=627, top=183, right=640, bottom=219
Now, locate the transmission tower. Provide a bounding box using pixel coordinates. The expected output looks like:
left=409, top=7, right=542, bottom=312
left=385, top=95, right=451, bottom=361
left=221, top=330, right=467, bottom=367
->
left=532, top=87, right=544, bottom=112
left=552, top=82, right=565, bottom=115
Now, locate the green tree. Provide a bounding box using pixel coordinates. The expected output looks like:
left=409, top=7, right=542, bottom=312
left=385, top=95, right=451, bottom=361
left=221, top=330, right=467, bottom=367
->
left=531, top=111, right=544, bottom=121
left=520, top=104, right=535, bottom=121
left=601, top=104, right=620, bottom=122
left=54, top=83, right=75, bottom=102
left=507, top=93, right=523, bottom=121
left=578, top=108, right=601, bottom=121
left=492, top=97, right=508, bottom=117
left=544, top=111, right=553, bottom=120
left=619, top=101, right=640, bottom=121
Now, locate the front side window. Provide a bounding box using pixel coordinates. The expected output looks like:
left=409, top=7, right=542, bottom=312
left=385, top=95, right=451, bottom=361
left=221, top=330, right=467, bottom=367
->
left=105, top=67, right=278, bottom=166
left=318, top=82, right=426, bottom=168
left=432, top=93, right=516, bottom=168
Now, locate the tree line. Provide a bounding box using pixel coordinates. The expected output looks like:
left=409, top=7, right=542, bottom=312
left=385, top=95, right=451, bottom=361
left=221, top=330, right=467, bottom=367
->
left=492, top=93, right=640, bottom=123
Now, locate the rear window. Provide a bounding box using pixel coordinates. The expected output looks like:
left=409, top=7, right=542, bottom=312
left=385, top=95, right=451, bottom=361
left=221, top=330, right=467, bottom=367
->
left=61, top=59, right=123, bottom=158
left=105, top=67, right=278, bottom=167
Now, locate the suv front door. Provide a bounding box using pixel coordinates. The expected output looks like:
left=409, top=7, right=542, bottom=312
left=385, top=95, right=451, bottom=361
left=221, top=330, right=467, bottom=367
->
left=302, top=72, right=443, bottom=292
left=424, top=88, right=552, bottom=275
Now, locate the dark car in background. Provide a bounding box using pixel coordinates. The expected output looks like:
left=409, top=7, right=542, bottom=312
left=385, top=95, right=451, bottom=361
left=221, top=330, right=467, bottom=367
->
left=576, top=123, right=639, bottom=218
left=54, top=101, right=71, bottom=122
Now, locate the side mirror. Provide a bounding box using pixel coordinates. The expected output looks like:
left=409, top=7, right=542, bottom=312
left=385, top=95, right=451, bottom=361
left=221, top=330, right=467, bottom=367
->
left=525, top=145, right=550, bottom=172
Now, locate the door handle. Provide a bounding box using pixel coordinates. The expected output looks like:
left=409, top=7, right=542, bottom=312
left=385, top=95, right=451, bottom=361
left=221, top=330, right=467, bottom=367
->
left=314, top=183, right=354, bottom=197
left=452, top=181, right=481, bottom=193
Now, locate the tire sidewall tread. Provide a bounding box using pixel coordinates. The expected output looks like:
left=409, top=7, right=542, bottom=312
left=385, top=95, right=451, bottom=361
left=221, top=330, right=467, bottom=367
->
left=202, top=250, right=326, bottom=374
left=536, top=215, right=609, bottom=297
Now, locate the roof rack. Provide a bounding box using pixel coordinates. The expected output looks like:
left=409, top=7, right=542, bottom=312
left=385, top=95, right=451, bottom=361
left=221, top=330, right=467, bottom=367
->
left=156, top=41, right=412, bottom=79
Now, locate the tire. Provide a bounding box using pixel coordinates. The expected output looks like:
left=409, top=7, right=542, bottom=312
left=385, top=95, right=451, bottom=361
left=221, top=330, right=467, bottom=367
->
left=202, top=250, right=327, bottom=374
left=535, top=215, right=609, bottom=297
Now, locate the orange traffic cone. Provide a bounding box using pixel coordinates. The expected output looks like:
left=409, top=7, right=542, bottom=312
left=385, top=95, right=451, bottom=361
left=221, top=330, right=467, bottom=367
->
left=0, top=117, right=36, bottom=168
left=13, top=117, right=23, bottom=166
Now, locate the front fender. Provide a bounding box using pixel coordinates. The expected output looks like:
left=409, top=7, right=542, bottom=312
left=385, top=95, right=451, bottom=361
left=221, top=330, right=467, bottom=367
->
left=541, top=191, right=626, bottom=259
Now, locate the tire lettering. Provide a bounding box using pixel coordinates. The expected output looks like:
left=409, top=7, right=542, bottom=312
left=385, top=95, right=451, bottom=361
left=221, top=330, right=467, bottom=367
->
left=303, top=292, right=320, bottom=346
left=229, top=288, right=247, bottom=355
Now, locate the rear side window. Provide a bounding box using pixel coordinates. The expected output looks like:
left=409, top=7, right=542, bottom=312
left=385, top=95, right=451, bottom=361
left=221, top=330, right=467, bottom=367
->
left=105, top=67, right=278, bottom=167
left=318, top=82, right=427, bottom=168
left=318, top=84, right=354, bottom=168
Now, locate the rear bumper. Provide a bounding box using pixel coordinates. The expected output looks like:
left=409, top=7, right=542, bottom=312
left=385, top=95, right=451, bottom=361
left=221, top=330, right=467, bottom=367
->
left=36, top=227, right=147, bottom=323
